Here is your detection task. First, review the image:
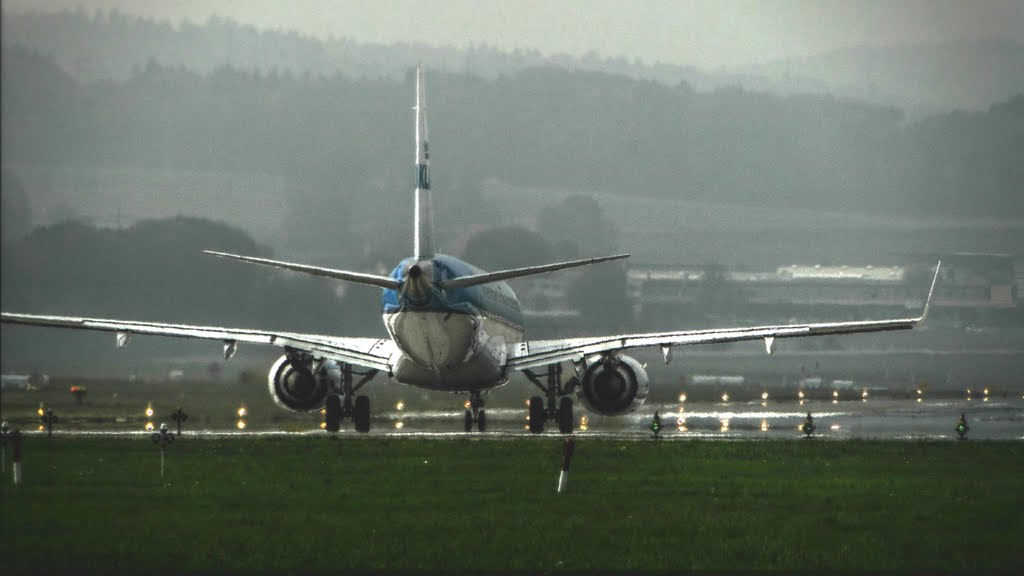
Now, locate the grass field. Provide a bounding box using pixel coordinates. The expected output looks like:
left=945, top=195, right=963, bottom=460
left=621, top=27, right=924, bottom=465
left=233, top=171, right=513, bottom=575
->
left=1, top=437, right=1021, bottom=574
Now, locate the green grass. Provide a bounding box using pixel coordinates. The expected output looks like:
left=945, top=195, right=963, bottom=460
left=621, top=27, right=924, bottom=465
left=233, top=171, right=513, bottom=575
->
left=1, top=437, right=1021, bottom=573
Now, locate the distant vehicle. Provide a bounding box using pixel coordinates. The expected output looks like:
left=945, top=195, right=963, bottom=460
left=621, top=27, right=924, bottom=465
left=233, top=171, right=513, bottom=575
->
left=0, top=69, right=940, bottom=434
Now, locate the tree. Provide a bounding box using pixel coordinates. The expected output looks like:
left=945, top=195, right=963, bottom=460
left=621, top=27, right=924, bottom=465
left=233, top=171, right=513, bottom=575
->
left=694, top=261, right=745, bottom=322
left=537, top=194, right=619, bottom=259
left=461, top=226, right=554, bottom=270
left=0, top=171, right=31, bottom=244
left=567, top=261, right=630, bottom=331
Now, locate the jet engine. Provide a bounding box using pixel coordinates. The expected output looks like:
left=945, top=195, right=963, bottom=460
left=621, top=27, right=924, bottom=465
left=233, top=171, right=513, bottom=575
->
left=575, top=354, right=649, bottom=416
left=267, top=354, right=328, bottom=412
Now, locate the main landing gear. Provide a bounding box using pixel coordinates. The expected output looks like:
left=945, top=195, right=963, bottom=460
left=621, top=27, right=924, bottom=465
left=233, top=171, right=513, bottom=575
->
left=523, top=364, right=578, bottom=434
left=464, top=391, right=487, bottom=432
left=324, top=363, right=378, bottom=433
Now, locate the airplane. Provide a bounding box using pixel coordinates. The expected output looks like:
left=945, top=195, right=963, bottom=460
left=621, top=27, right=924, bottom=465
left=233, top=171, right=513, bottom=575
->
left=0, top=68, right=941, bottom=434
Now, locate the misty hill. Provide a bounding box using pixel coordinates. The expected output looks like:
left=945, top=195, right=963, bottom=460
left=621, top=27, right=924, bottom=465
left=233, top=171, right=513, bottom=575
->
left=4, top=9, right=1022, bottom=117
left=741, top=39, right=1024, bottom=119
left=0, top=10, right=724, bottom=88
left=3, top=43, right=1021, bottom=243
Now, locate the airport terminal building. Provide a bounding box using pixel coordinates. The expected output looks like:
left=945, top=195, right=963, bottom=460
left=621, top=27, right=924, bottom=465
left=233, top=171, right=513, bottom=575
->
left=520, top=252, right=1021, bottom=333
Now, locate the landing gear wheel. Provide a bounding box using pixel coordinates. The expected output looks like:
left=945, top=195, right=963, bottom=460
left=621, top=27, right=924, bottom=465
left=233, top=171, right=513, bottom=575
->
left=529, top=396, right=545, bottom=434
left=354, top=395, right=371, bottom=433
left=557, top=397, right=574, bottom=434
left=464, top=409, right=473, bottom=432
left=325, top=395, right=341, bottom=433
left=477, top=410, right=487, bottom=432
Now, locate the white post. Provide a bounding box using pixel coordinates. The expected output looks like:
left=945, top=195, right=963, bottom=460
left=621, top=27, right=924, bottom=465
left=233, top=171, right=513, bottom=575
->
left=160, top=448, right=165, bottom=479
left=0, top=421, right=7, bottom=473
left=557, top=436, right=575, bottom=493
left=11, top=430, right=22, bottom=485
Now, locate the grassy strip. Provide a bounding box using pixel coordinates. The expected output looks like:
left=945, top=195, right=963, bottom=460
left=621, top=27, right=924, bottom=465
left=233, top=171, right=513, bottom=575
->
left=1, top=437, right=1021, bottom=573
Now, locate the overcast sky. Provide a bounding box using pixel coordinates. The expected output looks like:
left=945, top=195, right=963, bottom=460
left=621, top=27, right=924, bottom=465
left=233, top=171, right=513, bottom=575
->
left=5, top=0, right=1023, bottom=68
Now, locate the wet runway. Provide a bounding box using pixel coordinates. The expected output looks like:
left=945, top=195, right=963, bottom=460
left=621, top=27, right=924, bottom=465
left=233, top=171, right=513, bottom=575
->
left=379, top=397, right=1023, bottom=440
left=28, top=397, right=1024, bottom=440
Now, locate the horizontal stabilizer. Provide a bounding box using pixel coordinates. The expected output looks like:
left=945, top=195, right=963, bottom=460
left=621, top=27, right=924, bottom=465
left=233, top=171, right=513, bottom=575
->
left=204, top=251, right=401, bottom=290
left=440, top=254, right=629, bottom=289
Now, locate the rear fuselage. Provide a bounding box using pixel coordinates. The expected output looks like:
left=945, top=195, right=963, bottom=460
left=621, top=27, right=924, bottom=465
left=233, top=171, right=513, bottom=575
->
left=382, top=254, right=524, bottom=390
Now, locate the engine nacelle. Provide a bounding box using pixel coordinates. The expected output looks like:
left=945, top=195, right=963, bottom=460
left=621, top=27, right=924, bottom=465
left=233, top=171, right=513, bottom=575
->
left=267, top=354, right=328, bottom=412
left=576, top=353, right=650, bottom=416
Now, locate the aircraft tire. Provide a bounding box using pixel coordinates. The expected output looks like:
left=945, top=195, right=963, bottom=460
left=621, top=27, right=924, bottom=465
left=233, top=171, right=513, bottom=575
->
left=477, top=409, right=487, bottom=432
left=354, top=395, right=370, bottom=433
left=557, top=397, right=573, bottom=434
left=528, top=396, right=545, bottom=434
left=325, top=395, right=342, bottom=433
left=464, top=409, right=473, bottom=432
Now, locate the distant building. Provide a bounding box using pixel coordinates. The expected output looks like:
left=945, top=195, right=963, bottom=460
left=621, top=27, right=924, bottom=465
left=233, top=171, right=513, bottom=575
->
left=903, top=253, right=1018, bottom=321
left=1, top=373, right=49, bottom=390
left=480, top=253, right=1019, bottom=332
left=628, top=253, right=1019, bottom=328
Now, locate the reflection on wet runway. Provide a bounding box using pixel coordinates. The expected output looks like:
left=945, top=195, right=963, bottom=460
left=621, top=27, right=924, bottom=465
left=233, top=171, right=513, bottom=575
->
left=26, top=397, right=1024, bottom=441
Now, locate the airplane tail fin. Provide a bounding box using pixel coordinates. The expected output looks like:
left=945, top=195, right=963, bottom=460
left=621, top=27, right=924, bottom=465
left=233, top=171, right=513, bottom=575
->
left=414, top=67, right=434, bottom=260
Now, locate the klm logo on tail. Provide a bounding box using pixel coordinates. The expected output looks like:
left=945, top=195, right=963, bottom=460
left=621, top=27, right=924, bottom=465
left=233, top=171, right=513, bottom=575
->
left=417, top=162, right=430, bottom=190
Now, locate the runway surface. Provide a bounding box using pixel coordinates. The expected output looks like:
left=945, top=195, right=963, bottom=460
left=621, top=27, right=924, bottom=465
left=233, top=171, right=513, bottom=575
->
left=24, top=397, right=1024, bottom=440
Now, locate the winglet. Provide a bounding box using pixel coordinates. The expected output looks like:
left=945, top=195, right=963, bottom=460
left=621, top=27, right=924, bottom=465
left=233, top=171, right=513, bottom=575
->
left=917, top=261, right=941, bottom=324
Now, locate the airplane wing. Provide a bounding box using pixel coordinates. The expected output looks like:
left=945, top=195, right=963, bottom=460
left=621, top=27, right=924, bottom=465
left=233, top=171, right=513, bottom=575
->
left=0, top=313, right=396, bottom=372
left=508, top=262, right=941, bottom=371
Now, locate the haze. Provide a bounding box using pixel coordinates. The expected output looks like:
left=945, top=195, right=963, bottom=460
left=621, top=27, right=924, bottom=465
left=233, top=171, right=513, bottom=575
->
left=2, top=0, right=1022, bottom=378
left=6, top=0, right=1022, bottom=69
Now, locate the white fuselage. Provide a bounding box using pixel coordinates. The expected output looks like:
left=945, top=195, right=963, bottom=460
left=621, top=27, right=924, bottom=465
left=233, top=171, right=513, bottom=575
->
left=385, top=309, right=521, bottom=390
left=380, top=255, right=526, bottom=391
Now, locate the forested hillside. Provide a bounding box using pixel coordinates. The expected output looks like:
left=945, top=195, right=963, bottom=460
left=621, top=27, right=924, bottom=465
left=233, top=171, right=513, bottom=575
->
left=4, top=45, right=1021, bottom=228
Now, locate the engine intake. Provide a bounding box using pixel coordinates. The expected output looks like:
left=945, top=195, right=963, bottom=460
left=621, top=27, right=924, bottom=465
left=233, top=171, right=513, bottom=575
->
left=268, top=354, right=328, bottom=412
left=576, top=354, right=649, bottom=416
